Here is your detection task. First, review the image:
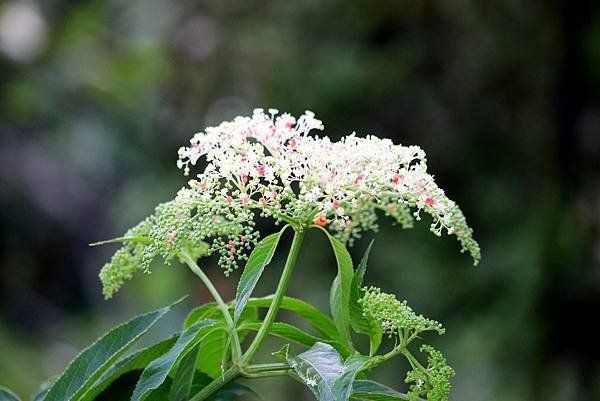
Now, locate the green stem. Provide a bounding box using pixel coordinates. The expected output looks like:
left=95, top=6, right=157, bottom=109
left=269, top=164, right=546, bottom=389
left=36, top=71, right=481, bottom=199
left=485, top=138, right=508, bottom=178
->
left=243, top=228, right=306, bottom=363
left=243, top=362, right=292, bottom=378
left=188, top=366, right=239, bottom=401
left=179, top=250, right=243, bottom=361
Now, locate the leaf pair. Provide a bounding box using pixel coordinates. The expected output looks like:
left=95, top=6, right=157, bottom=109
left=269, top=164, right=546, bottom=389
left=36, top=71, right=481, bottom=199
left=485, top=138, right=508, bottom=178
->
left=278, top=342, right=411, bottom=401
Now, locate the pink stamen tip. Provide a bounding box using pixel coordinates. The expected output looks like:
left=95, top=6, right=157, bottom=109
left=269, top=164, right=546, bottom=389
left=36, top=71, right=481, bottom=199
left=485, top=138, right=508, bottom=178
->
left=425, top=197, right=436, bottom=206
left=332, top=200, right=340, bottom=209
left=259, top=197, right=267, bottom=205
left=226, top=196, right=233, bottom=204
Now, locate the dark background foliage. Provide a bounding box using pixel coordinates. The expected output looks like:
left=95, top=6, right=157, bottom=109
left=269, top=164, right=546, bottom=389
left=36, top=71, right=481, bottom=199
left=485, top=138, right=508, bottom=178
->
left=0, top=1, right=598, bottom=400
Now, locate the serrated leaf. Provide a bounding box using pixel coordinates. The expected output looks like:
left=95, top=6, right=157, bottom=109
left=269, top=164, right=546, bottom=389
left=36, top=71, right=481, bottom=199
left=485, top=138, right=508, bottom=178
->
left=286, top=342, right=344, bottom=401
left=131, top=319, right=219, bottom=401
left=244, top=296, right=340, bottom=344
left=81, top=336, right=177, bottom=401
left=324, top=234, right=354, bottom=350
left=234, top=227, right=287, bottom=324
left=0, top=387, right=21, bottom=401
left=40, top=299, right=182, bottom=401
left=170, top=344, right=199, bottom=401
left=351, top=380, right=412, bottom=401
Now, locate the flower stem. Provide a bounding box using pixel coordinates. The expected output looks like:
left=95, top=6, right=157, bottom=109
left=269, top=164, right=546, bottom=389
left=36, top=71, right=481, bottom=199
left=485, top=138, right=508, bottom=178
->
left=242, top=228, right=306, bottom=363
left=180, top=250, right=243, bottom=361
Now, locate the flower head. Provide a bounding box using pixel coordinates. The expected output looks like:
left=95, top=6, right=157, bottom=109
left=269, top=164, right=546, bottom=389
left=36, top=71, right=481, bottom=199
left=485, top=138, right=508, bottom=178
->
left=359, top=286, right=445, bottom=337
left=99, top=109, right=480, bottom=297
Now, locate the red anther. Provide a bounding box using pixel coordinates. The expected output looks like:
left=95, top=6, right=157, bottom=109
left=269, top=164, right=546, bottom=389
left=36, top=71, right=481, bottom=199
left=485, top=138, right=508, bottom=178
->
left=332, top=200, right=340, bottom=209
left=285, top=122, right=293, bottom=129
left=392, top=174, right=404, bottom=185
left=226, top=196, right=233, bottom=204
left=314, top=214, right=328, bottom=227
left=425, top=197, right=436, bottom=206
left=241, top=175, right=248, bottom=184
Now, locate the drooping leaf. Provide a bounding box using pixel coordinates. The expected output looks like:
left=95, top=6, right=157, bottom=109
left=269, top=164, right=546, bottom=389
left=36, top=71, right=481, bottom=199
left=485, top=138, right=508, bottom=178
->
left=285, top=342, right=344, bottom=401
left=82, top=336, right=177, bottom=401
left=0, top=387, right=21, bottom=401
left=234, top=227, right=287, bottom=324
left=40, top=299, right=182, bottom=401
left=170, top=344, right=200, bottom=401
left=351, top=380, right=412, bottom=401
left=131, top=320, right=219, bottom=401
left=324, top=233, right=354, bottom=350
left=244, top=296, right=340, bottom=343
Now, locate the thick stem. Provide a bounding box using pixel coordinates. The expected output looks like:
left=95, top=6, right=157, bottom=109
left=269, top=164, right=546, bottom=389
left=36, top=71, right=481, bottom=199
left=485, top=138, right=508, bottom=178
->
left=180, top=250, right=243, bottom=361
left=243, top=228, right=306, bottom=363
left=243, top=362, right=292, bottom=378
left=188, top=366, right=239, bottom=401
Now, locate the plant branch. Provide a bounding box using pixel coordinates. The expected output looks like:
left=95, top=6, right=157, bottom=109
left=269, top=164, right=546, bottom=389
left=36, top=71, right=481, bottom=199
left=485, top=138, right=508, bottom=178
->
left=179, top=250, right=243, bottom=361
left=242, top=228, right=306, bottom=363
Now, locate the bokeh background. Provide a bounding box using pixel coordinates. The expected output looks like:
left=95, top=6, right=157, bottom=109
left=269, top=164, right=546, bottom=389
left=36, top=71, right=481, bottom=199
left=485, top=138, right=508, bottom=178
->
left=1, top=0, right=599, bottom=400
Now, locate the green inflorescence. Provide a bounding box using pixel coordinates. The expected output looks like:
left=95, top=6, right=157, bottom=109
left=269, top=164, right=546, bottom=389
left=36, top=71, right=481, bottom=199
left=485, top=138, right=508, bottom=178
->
left=359, top=286, right=445, bottom=338
left=405, top=345, right=455, bottom=401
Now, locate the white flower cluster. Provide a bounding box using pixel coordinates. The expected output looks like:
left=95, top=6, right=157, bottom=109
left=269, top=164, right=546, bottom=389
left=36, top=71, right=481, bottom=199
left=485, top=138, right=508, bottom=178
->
left=176, top=108, right=480, bottom=266
left=99, top=109, right=480, bottom=297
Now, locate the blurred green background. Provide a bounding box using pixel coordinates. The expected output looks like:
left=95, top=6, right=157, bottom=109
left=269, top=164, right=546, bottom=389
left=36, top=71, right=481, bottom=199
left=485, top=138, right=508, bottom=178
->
left=0, top=0, right=599, bottom=400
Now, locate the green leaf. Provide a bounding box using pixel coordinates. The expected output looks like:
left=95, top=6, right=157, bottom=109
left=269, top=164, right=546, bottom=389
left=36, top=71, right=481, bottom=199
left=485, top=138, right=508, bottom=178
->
left=324, top=234, right=354, bottom=350
left=234, top=228, right=286, bottom=324
left=170, top=344, right=199, bottom=401
left=286, top=342, right=344, bottom=401
left=195, top=328, right=227, bottom=378
left=351, top=380, right=412, bottom=401
left=131, top=319, right=220, bottom=401
left=332, top=355, right=369, bottom=401
left=81, top=336, right=177, bottom=401
left=244, top=296, right=342, bottom=345
left=40, top=299, right=182, bottom=401
left=349, top=240, right=373, bottom=334
left=0, top=387, right=21, bottom=401
left=183, top=303, right=218, bottom=329
left=237, top=320, right=344, bottom=352
left=190, top=305, right=257, bottom=378
left=348, top=241, right=382, bottom=354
